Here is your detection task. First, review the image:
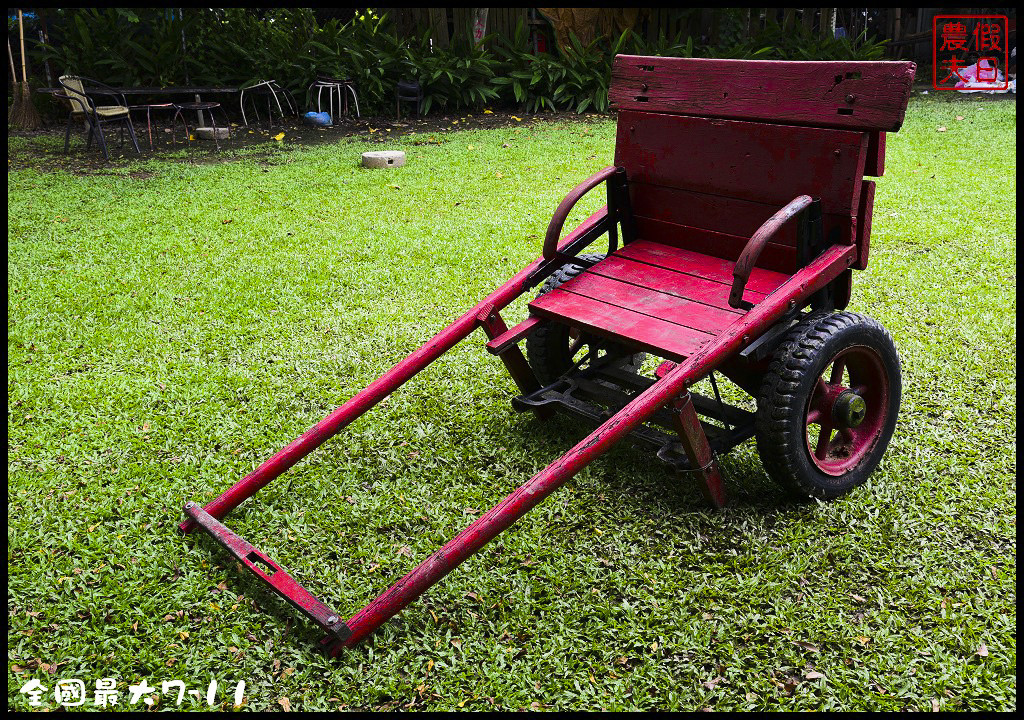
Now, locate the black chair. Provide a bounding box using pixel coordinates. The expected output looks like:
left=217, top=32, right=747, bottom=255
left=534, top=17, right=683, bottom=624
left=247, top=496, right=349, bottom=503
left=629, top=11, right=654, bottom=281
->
left=57, top=75, right=141, bottom=160
left=395, top=79, right=423, bottom=118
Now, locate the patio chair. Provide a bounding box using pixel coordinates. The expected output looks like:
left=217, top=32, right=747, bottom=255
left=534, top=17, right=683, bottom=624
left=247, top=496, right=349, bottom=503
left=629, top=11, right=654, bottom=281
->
left=57, top=75, right=141, bottom=160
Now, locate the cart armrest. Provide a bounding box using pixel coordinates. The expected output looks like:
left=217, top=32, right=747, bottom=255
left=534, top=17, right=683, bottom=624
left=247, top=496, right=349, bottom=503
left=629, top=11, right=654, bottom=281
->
left=544, top=166, right=621, bottom=261
left=729, top=194, right=814, bottom=309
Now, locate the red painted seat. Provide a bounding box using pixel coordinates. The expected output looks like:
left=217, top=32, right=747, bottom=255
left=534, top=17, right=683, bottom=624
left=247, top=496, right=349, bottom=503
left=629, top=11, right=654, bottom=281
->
left=530, top=240, right=789, bottom=360
left=528, top=56, right=913, bottom=360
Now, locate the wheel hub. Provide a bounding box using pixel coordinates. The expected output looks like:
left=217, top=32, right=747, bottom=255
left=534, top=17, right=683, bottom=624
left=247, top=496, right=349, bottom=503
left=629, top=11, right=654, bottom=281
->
left=832, top=390, right=867, bottom=428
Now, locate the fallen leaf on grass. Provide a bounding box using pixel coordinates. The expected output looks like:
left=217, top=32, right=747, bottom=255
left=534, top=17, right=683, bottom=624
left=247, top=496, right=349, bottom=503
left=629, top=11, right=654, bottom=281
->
left=937, top=126, right=947, bottom=132
left=278, top=697, right=291, bottom=711
left=850, top=593, right=867, bottom=603
left=976, top=643, right=989, bottom=657
left=396, top=545, right=412, bottom=557
left=955, top=115, right=964, bottom=121
left=805, top=670, right=825, bottom=680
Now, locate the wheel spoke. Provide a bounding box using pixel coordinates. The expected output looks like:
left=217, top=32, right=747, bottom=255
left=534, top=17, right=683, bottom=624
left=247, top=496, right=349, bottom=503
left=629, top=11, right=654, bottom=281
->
left=810, top=377, right=830, bottom=415
left=829, top=357, right=846, bottom=386
left=838, top=426, right=855, bottom=446
left=814, top=422, right=834, bottom=459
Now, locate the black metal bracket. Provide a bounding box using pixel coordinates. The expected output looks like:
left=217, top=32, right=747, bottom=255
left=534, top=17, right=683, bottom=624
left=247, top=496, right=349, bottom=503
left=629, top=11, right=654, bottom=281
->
left=512, top=365, right=756, bottom=467
left=605, top=167, right=636, bottom=256
left=796, top=199, right=841, bottom=312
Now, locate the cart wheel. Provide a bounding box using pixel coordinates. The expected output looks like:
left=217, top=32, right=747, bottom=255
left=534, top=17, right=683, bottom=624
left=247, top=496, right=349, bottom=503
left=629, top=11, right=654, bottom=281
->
left=755, top=311, right=901, bottom=500
left=526, top=253, right=646, bottom=385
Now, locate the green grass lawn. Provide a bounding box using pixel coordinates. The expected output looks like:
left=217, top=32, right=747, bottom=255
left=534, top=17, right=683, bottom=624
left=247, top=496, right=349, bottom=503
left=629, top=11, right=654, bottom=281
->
left=8, top=95, right=1016, bottom=711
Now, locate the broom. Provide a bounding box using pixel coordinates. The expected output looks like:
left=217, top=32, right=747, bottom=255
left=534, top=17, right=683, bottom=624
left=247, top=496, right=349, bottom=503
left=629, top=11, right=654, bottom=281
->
left=10, top=9, right=42, bottom=130
left=8, top=36, right=22, bottom=123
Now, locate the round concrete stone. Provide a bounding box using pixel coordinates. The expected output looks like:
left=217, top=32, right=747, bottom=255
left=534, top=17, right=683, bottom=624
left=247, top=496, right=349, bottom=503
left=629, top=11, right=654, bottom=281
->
left=362, top=150, right=406, bottom=169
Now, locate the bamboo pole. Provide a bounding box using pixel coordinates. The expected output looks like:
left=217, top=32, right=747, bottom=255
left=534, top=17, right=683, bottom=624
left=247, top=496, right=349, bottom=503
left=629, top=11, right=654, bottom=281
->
left=7, top=37, right=17, bottom=81
left=18, top=10, right=27, bottom=83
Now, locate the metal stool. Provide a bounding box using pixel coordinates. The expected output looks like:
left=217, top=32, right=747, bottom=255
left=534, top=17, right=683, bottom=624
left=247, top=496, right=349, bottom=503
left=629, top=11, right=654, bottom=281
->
left=171, top=101, right=228, bottom=150
left=308, top=76, right=360, bottom=121
left=239, top=80, right=297, bottom=128
left=129, top=103, right=175, bottom=150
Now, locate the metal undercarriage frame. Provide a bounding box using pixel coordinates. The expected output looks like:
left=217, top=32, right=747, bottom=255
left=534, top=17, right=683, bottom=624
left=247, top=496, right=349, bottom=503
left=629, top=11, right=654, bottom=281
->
left=512, top=365, right=757, bottom=471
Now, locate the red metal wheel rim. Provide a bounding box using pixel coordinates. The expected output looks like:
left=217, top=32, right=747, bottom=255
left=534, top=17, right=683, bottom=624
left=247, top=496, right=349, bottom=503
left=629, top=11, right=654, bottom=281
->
left=803, top=345, right=890, bottom=476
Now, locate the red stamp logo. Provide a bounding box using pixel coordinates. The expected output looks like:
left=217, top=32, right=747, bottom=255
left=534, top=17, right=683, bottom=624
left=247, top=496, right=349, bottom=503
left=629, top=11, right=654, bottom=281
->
left=933, top=15, right=1009, bottom=91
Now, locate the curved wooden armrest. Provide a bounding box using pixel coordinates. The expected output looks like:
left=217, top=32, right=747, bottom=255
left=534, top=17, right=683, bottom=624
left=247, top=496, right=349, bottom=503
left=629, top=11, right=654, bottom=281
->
left=544, top=166, right=621, bottom=260
left=729, top=194, right=814, bottom=309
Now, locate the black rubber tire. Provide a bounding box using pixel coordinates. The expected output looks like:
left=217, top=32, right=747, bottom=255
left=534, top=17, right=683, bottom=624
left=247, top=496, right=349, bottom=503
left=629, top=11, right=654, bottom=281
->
left=755, top=311, right=901, bottom=500
left=526, top=253, right=646, bottom=385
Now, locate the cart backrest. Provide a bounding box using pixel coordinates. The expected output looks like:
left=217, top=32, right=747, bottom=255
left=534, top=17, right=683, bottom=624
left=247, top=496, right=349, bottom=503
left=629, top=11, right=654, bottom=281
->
left=609, top=56, right=915, bottom=272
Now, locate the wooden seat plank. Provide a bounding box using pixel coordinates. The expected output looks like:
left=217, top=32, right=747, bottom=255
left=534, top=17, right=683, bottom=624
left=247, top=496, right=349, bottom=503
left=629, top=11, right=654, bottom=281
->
left=554, top=271, right=742, bottom=335
left=631, top=216, right=798, bottom=274
left=529, top=288, right=714, bottom=360
left=614, top=241, right=789, bottom=297
left=585, top=255, right=753, bottom=308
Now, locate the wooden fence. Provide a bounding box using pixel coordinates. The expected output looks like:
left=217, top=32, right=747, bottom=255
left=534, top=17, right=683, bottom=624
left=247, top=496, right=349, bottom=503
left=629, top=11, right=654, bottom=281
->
left=378, top=8, right=978, bottom=62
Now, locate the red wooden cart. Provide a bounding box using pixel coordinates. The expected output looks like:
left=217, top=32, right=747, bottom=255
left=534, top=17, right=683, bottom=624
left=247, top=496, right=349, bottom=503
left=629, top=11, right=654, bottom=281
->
left=180, top=56, right=916, bottom=652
